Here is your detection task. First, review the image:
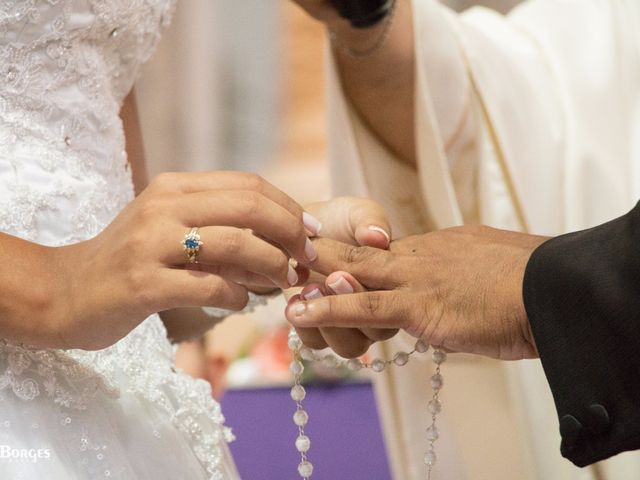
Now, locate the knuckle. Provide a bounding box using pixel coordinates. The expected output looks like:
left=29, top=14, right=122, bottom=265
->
left=239, top=191, right=262, bottom=218
left=128, top=268, right=157, bottom=312
left=138, top=195, right=171, bottom=223
left=359, top=293, right=383, bottom=317
left=124, top=231, right=151, bottom=259
left=203, top=278, right=226, bottom=304
left=151, top=172, right=179, bottom=192
left=325, top=296, right=335, bottom=321
left=245, top=173, right=265, bottom=193
left=403, top=294, right=426, bottom=335
left=218, top=230, right=245, bottom=256
left=273, top=253, right=290, bottom=277
left=342, top=244, right=373, bottom=265
left=280, top=220, right=305, bottom=249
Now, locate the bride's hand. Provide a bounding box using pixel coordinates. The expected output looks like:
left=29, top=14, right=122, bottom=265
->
left=287, top=226, right=548, bottom=360
left=292, top=197, right=399, bottom=357
left=51, top=172, right=317, bottom=351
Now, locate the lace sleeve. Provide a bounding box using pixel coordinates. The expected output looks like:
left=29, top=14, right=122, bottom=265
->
left=202, top=291, right=281, bottom=320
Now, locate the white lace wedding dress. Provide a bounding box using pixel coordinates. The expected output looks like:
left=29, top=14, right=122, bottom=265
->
left=0, top=2, right=239, bottom=478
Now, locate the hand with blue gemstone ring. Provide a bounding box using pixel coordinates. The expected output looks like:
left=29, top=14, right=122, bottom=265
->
left=1, top=171, right=320, bottom=351
left=286, top=226, right=548, bottom=360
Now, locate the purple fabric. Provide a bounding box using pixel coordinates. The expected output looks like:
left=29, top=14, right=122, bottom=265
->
left=221, top=382, right=392, bottom=479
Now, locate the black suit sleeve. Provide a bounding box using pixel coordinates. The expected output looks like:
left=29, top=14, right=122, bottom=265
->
left=523, top=201, right=640, bottom=467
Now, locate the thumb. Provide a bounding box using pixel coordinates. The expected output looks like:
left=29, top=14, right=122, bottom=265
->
left=305, top=197, right=391, bottom=248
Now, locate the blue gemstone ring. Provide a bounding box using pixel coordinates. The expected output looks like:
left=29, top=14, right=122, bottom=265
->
left=182, top=227, right=203, bottom=263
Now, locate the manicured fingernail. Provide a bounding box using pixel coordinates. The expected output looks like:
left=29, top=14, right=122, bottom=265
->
left=328, top=276, right=354, bottom=294
left=303, top=288, right=323, bottom=300
left=303, top=212, right=322, bottom=236
left=305, top=238, right=318, bottom=262
left=288, top=265, right=299, bottom=286
left=368, top=225, right=390, bottom=243
left=294, top=302, right=307, bottom=316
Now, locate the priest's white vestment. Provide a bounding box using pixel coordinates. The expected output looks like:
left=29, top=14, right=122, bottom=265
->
left=326, top=1, right=640, bottom=479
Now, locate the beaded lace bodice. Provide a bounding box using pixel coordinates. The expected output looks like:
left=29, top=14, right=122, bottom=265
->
left=0, top=2, right=234, bottom=478
left=0, top=0, right=175, bottom=244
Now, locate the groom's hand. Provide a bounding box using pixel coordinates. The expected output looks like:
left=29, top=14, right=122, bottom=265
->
left=287, top=226, right=549, bottom=360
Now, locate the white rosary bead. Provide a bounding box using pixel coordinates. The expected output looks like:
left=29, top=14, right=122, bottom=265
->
left=293, top=409, right=309, bottom=427
left=288, top=335, right=302, bottom=352
left=291, top=385, right=306, bottom=402
left=428, top=399, right=442, bottom=415
left=322, top=354, right=339, bottom=369
left=432, top=350, right=447, bottom=365
left=298, top=460, right=314, bottom=478
left=287, top=329, right=445, bottom=479
left=371, top=358, right=386, bottom=372
left=393, top=352, right=410, bottom=366
left=346, top=358, right=363, bottom=371
left=295, top=435, right=311, bottom=453
left=300, top=347, right=316, bottom=361
left=430, top=373, right=443, bottom=390
left=424, top=450, right=437, bottom=466
left=290, top=361, right=304, bottom=376
left=415, top=339, right=429, bottom=353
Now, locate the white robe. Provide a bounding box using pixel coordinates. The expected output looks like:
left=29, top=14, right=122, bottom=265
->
left=326, top=1, right=640, bottom=479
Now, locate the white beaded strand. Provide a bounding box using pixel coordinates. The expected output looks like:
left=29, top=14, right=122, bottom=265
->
left=426, top=348, right=447, bottom=479
left=288, top=328, right=445, bottom=479
left=288, top=330, right=314, bottom=479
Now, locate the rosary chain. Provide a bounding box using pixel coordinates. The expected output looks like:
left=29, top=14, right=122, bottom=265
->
left=288, top=329, right=446, bottom=479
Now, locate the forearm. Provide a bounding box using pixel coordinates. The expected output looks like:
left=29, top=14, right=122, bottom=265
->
left=329, top=0, right=470, bottom=164
left=0, top=233, right=66, bottom=347
left=329, top=0, right=415, bottom=163
left=161, top=307, right=223, bottom=344
left=121, top=89, right=149, bottom=195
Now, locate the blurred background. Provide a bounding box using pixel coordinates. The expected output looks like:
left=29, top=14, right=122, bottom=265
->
left=136, top=1, right=521, bottom=478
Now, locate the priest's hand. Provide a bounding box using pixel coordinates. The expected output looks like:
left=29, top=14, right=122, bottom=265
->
left=286, top=226, right=549, bottom=360
left=292, top=197, right=399, bottom=357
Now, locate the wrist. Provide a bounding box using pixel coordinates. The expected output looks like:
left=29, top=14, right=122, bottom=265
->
left=38, top=244, right=76, bottom=349
left=43, top=240, right=98, bottom=349
left=510, top=237, right=548, bottom=358
left=0, top=241, right=70, bottom=348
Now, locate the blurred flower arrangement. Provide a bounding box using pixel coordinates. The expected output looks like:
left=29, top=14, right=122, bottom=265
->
left=185, top=296, right=370, bottom=399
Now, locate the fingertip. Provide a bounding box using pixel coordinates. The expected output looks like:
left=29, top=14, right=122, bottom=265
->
left=287, top=293, right=303, bottom=305
left=285, top=299, right=309, bottom=325
left=300, top=283, right=323, bottom=299
left=326, top=271, right=364, bottom=294
left=302, top=287, right=325, bottom=301
left=294, top=265, right=310, bottom=286
left=303, top=212, right=323, bottom=237
left=287, top=265, right=299, bottom=287
left=355, top=225, right=390, bottom=249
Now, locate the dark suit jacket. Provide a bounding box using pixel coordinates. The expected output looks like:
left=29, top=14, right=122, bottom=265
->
left=523, top=201, right=640, bottom=467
